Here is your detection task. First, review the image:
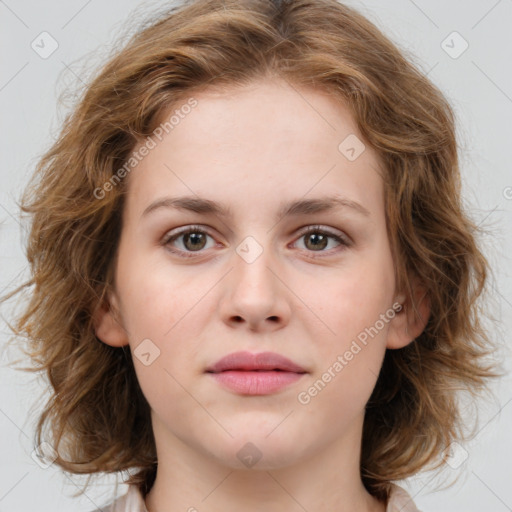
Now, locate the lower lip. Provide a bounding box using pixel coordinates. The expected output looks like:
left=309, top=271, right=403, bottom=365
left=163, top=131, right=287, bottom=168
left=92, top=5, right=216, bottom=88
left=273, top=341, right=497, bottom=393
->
left=208, top=370, right=305, bottom=395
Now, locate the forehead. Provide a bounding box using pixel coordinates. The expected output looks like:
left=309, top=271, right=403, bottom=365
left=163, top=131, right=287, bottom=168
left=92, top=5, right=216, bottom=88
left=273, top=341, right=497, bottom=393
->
left=124, top=78, right=384, bottom=221
left=162, top=78, right=364, bottom=159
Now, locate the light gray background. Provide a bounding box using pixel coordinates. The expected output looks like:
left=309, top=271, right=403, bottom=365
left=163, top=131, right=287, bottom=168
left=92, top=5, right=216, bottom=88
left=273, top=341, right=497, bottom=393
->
left=1, top=0, right=511, bottom=511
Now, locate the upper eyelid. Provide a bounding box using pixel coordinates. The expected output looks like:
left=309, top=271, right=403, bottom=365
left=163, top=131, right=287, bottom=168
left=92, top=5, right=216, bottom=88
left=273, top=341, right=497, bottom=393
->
left=162, top=224, right=350, bottom=248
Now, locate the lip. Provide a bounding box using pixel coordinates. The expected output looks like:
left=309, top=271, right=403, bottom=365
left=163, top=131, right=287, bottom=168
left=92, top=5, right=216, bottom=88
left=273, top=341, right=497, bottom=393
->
left=205, top=351, right=307, bottom=373
left=205, top=351, right=307, bottom=396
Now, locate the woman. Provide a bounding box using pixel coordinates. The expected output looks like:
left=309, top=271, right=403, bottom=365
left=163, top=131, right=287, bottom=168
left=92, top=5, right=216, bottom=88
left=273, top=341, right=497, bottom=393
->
left=6, top=0, right=500, bottom=510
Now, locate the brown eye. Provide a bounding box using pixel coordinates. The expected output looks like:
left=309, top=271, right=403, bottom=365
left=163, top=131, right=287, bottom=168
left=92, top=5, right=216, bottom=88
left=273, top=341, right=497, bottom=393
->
left=294, top=226, right=350, bottom=256
left=303, top=232, right=329, bottom=251
left=180, top=231, right=208, bottom=251
left=162, top=226, right=216, bottom=256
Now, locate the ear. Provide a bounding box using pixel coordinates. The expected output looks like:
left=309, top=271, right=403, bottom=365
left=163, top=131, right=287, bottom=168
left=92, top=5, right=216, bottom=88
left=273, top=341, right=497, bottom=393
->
left=93, top=289, right=129, bottom=347
left=386, top=276, right=431, bottom=350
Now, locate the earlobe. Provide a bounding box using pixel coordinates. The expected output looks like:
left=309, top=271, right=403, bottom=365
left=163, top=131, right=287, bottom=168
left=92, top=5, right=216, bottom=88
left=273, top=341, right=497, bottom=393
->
left=386, top=280, right=431, bottom=350
left=93, top=292, right=129, bottom=347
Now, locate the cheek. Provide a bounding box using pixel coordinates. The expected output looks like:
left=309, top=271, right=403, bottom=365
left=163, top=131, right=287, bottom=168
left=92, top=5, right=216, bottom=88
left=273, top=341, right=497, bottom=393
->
left=117, top=260, right=217, bottom=388
left=116, top=249, right=205, bottom=336
left=296, top=268, right=394, bottom=424
left=298, top=248, right=394, bottom=392
left=311, top=256, right=394, bottom=340
left=120, top=273, right=208, bottom=418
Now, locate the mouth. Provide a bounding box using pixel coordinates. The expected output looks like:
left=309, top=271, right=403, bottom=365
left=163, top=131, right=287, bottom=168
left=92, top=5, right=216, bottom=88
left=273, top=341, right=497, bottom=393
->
left=205, top=351, right=307, bottom=395
left=207, top=369, right=305, bottom=395
left=205, top=350, right=307, bottom=374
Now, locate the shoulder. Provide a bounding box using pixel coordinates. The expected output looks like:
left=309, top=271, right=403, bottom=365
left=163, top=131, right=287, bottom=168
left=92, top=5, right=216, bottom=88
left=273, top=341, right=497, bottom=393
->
left=88, top=485, right=147, bottom=512
left=386, top=483, right=423, bottom=512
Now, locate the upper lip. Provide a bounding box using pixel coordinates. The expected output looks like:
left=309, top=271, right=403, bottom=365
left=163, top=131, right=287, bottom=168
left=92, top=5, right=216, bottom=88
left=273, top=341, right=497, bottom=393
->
left=206, top=351, right=307, bottom=373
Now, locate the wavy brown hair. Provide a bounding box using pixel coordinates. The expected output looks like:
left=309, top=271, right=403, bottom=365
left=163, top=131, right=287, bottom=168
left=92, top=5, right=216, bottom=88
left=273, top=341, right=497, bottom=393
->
left=3, top=0, right=502, bottom=504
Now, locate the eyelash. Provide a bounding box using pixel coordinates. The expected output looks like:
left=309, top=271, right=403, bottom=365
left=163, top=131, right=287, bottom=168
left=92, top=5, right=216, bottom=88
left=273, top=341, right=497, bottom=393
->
left=161, top=224, right=351, bottom=259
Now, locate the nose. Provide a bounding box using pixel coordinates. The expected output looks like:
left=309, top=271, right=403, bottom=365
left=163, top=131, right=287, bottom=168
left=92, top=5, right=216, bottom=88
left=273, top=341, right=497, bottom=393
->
left=218, top=242, right=292, bottom=332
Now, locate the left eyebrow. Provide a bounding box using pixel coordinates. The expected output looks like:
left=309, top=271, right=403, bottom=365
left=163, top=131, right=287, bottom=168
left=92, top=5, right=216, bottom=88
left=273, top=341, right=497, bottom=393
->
left=141, top=194, right=372, bottom=221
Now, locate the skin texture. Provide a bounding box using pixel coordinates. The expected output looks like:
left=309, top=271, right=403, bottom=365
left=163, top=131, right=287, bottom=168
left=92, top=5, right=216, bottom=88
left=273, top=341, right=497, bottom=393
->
left=94, top=77, right=430, bottom=512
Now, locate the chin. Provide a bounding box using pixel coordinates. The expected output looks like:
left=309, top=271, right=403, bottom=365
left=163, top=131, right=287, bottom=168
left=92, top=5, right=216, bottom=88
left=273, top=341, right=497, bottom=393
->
left=211, top=430, right=306, bottom=471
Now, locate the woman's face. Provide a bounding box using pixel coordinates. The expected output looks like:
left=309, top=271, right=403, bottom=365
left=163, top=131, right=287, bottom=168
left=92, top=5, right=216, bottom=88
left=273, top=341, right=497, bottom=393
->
left=95, top=77, right=419, bottom=470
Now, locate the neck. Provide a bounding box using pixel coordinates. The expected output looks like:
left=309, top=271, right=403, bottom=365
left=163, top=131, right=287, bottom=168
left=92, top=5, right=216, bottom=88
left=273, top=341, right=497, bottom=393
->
left=144, top=411, right=386, bottom=512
